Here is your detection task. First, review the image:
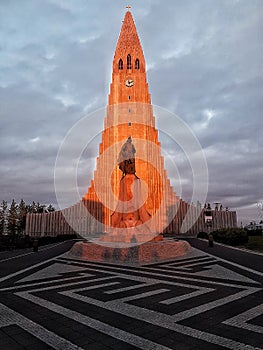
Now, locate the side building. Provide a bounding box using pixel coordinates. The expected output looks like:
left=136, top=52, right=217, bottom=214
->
left=26, top=200, right=237, bottom=237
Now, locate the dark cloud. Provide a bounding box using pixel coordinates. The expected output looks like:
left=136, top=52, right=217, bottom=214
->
left=0, top=0, right=262, bottom=225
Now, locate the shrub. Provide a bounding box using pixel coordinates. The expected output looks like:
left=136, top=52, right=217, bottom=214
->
left=245, top=229, right=262, bottom=236
left=197, top=232, right=208, bottom=239
left=212, top=228, right=248, bottom=246
left=36, top=234, right=77, bottom=246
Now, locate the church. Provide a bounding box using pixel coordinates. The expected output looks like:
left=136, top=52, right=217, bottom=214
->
left=25, top=8, right=237, bottom=238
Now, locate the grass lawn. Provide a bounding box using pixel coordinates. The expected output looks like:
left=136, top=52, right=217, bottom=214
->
left=240, top=236, right=263, bottom=253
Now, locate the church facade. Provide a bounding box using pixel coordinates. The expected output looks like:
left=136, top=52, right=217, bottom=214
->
left=26, top=9, right=237, bottom=237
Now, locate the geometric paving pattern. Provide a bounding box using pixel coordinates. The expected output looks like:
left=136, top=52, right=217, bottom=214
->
left=0, top=249, right=262, bottom=350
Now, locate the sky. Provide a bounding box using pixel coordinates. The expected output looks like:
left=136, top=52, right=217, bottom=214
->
left=0, top=0, right=262, bottom=225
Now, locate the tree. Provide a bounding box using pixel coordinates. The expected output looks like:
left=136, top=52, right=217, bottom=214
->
left=35, top=202, right=46, bottom=213
left=26, top=201, right=37, bottom=214
left=7, top=199, right=18, bottom=235
left=0, top=199, right=56, bottom=236
left=17, top=199, right=27, bottom=234
left=0, top=200, right=8, bottom=235
left=46, top=204, right=55, bottom=212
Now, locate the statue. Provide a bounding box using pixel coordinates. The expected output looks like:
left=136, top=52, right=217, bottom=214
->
left=118, top=136, right=136, bottom=175
left=110, top=136, right=152, bottom=233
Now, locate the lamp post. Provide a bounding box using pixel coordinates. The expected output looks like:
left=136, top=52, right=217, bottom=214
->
left=204, top=203, right=213, bottom=234
left=41, top=205, right=46, bottom=237
left=214, top=202, right=221, bottom=211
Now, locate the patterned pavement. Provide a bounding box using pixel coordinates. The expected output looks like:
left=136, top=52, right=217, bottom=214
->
left=0, top=246, right=263, bottom=350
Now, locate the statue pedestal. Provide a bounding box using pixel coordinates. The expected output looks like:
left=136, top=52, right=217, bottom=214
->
left=70, top=239, right=192, bottom=265
left=98, top=232, right=163, bottom=243
left=111, top=174, right=152, bottom=230
left=108, top=173, right=163, bottom=244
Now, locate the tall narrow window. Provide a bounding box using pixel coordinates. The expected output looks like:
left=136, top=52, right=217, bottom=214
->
left=127, top=54, right=132, bottom=69
left=118, top=59, right=123, bottom=70
left=135, top=58, right=140, bottom=69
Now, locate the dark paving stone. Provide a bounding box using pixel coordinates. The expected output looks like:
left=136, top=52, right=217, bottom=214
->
left=160, top=340, right=193, bottom=350
left=0, top=339, right=25, bottom=350
left=142, top=328, right=171, bottom=341
left=211, top=324, right=263, bottom=348
left=35, top=289, right=159, bottom=334
left=147, top=255, right=215, bottom=267
left=0, top=294, right=118, bottom=348
left=185, top=238, right=263, bottom=275
left=24, top=343, right=54, bottom=350
left=57, top=326, right=84, bottom=341
left=1, top=324, right=25, bottom=336
left=128, top=285, right=242, bottom=315
left=248, top=312, right=263, bottom=327
left=141, top=266, right=260, bottom=288
left=179, top=289, right=263, bottom=331
left=10, top=332, right=42, bottom=347
left=82, top=342, right=111, bottom=350
left=159, top=332, right=227, bottom=350
left=1, top=325, right=53, bottom=349
left=0, top=332, right=14, bottom=343
left=78, top=278, right=156, bottom=302
left=108, top=342, right=140, bottom=350
left=80, top=328, right=103, bottom=341
left=97, top=334, right=126, bottom=347
left=243, top=331, right=263, bottom=348
left=77, top=336, right=96, bottom=346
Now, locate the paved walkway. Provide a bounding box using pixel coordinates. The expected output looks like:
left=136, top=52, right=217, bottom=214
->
left=0, top=240, right=262, bottom=349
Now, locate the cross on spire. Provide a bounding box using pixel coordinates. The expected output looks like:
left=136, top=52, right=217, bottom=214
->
left=126, top=5, right=131, bottom=11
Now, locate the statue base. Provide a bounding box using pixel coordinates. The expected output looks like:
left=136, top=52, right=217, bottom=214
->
left=98, top=232, right=163, bottom=243
left=111, top=173, right=152, bottom=229
left=69, top=239, right=192, bottom=265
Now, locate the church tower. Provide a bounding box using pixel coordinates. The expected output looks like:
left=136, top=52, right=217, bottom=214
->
left=108, top=8, right=151, bottom=105
left=83, top=8, right=179, bottom=234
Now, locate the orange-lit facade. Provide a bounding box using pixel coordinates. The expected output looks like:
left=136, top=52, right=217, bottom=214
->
left=83, top=10, right=178, bottom=232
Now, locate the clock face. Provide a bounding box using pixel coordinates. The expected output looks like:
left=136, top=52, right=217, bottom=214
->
left=125, top=79, right=134, bottom=87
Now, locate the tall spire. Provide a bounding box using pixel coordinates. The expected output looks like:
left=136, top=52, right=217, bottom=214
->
left=109, top=9, right=149, bottom=105
left=113, top=9, right=146, bottom=74
left=115, top=10, right=142, bottom=52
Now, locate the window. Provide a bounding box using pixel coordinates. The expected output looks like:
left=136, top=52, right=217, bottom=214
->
left=127, top=54, right=132, bottom=69
left=128, top=108, right=131, bottom=113
left=128, top=95, right=131, bottom=100
left=118, top=59, right=123, bottom=70
left=135, top=58, right=140, bottom=69
left=128, top=122, right=132, bottom=126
